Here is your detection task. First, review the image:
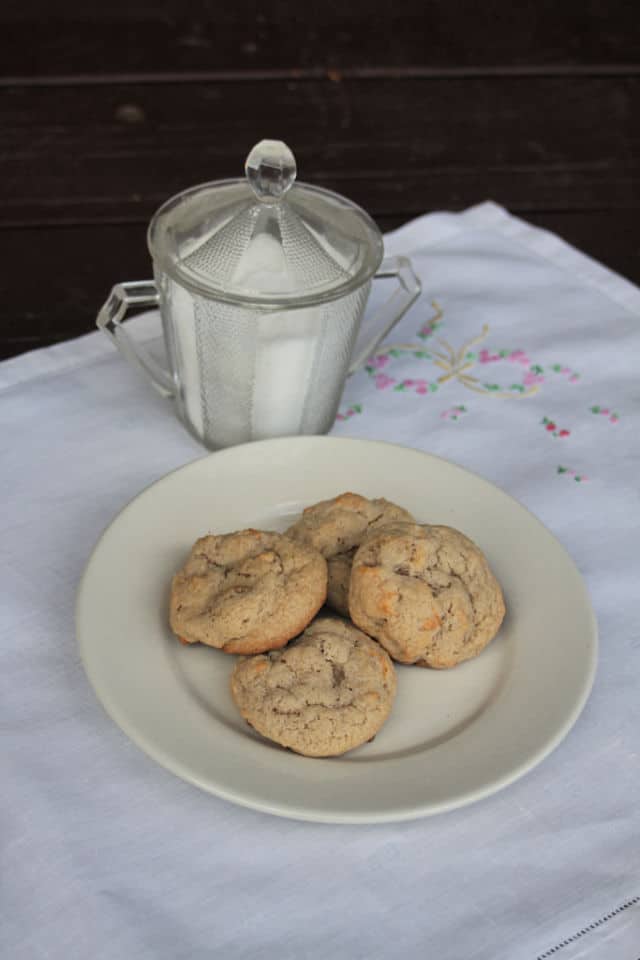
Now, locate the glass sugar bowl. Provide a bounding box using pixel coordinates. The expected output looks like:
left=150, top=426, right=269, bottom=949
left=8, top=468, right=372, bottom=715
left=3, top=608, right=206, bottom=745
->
left=97, top=140, right=421, bottom=449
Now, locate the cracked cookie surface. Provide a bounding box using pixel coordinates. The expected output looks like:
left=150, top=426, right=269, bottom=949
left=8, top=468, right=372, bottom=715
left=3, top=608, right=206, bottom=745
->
left=349, top=523, right=505, bottom=668
left=286, top=493, right=414, bottom=617
left=230, top=617, right=397, bottom=756
left=170, top=530, right=327, bottom=654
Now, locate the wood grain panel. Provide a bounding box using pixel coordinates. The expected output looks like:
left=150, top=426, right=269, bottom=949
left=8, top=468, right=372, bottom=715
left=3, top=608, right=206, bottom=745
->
left=2, top=0, right=639, bottom=78
left=1, top=76, right=638, bottom=226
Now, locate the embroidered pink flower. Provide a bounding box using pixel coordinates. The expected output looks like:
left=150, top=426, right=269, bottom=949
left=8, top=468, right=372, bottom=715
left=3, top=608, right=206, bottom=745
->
left=479, top=349, right=500, bottom=364
left=542, top=417, right=570, bottom=438
left=558, top=466, right=587, bottom=482
left=397, top=378, right=431, bottom=394
left=375, top=373, right=396, bottom=390
left=370, top=354, right=390, bottom=369
left=335, top=403, right=363, bottom=422
left=591, top=405, right=619, bottom=423
left=480, top=348, right=531, bottom=366
left=550, top=364, right=580, bottom=381
left=418, top=320, right=441, bottom=338
left=523, top=371, right=545, bottom=386
left=392, top=377, right=435, bottom=395
left=441, top=405, right=467, bottom=420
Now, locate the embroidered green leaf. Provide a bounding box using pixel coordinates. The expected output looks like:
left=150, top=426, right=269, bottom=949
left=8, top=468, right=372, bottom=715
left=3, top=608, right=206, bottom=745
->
left=557, top=466, right=567, bottom=474
left=429, top=383, right=439, bottom=392
left=590, top=405, right=600, bottom=413
left=499, top=349, right=509, bottom=357
left=389, top=349, right=402, bottom=357
left=551, top=364, right=562, bottom=372
left=531, top=364, right=544, bottom=374
left=365, top=365, right=374, bottom=374
left=466, top=352, right=476, bottom=360
left=393, top=383, right=406, bottom=392
left=353, top=404, right=362, bottom=413
left=510, top=384, right=525, bottom=392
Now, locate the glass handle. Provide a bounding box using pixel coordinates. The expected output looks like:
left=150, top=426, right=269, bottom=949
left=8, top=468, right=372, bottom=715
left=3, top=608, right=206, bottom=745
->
left=96, top=281, right=175, bottom=398
left=348, top=256, right=422, bottom=375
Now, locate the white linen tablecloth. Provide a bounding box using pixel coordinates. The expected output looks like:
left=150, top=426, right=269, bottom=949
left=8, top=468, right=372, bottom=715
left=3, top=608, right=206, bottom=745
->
left=2, top=203, right=639, bottom=959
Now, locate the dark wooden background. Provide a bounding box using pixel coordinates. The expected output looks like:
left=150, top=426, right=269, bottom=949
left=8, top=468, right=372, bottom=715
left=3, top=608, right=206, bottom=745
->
left=1, top=0, right=638, bottom=359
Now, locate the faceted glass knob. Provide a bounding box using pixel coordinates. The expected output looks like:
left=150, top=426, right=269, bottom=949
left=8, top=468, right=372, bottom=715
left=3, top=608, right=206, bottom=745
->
left=245, top=140, right=297, bottom=201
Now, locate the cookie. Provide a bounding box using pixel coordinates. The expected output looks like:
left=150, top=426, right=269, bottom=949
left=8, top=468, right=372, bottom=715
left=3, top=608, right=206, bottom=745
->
left=349, top=522, right=505, bottom=668
left=286, top=492, right=414, bottom=616
left=230, top=617, right=397, bottom=757
left=170, top=529, right=327, bottom=655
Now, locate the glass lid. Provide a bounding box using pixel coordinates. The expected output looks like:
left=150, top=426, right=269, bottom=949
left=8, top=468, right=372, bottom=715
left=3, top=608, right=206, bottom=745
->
left=147, top=140, right=384, bottom=306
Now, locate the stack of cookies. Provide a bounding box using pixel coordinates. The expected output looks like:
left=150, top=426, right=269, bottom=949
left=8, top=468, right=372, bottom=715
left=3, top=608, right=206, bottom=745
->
left=169, top=493, right=505, bottom=757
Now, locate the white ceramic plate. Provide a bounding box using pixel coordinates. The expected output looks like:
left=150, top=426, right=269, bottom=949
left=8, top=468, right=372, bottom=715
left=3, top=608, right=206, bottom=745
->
left=77, top=437, right=597, bottom=823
